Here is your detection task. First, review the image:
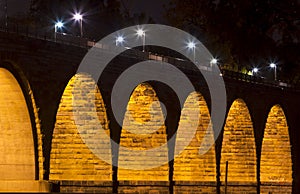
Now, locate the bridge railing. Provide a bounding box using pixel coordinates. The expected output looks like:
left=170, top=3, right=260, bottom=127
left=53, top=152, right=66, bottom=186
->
left=0, top=23, right=299, bottom=91
left=0, top=23, right=90, bottom=48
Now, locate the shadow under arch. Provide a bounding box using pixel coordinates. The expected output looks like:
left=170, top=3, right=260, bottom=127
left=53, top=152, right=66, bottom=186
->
left=0, top=61, right=42, bottom=180
left=260, top=104, right=292, bottom=193
left=220, top=98, right=257, bottom=191
left=49, top=73, right=112, bottom=181
left=118, top=82, right=169, bottom=181
left=173, top=91, right=216, bottom=191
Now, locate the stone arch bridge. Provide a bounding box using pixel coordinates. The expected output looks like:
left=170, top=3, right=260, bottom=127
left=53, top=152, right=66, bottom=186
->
left=0, top=30, right=299, bottom=193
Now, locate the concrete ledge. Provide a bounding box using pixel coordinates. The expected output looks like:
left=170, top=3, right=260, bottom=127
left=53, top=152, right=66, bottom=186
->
left=0, top=180, right=51, bottom=192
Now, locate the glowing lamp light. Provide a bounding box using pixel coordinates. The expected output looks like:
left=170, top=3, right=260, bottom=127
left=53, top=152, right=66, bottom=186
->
left=136, top=29, right=146, bottom=51
left=211, top=58, right=218, bottom=65
left=270, top=63, right=276, bottom=68
left=253, top=68, right=258, bottom=73
left=116, top=36, right=124, bottom=43
left=73, top=13, right=83, bottom=21
left=55, top=21, right=63, bottom=28
left=187, top=42, right=196, bottom=49
left=137, top=29, right=145, bottom=36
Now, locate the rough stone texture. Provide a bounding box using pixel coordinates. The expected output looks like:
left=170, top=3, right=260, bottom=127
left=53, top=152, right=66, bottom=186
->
left=261, top=105, right=292, bottom=182
left=50, top=74, right=112, bottom=181
left=0, top=68, right=35, bottom=180
left=220, top=99, right=256, bottom=182
left=174, top=181, right=216, bottom=193
left=260, top=183, right=292, bottom=194
left=220, top=182, right=257, bottom=194
left=118, top=181, right=169, bottom=194
left=58, top=180, right=112, bottom=193
left=118, top=83, right=169, bottom=181
left=174, top=92, right=216, bottom=181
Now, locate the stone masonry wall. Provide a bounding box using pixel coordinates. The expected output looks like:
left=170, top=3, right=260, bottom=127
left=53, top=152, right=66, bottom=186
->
left=220, top=99, right=256, bottom=183
left=50, top=74, right=112, bottom=182
left=118, top=83, right=169, bottom=181
left=260, top=105, right=292, bottom=192
left=174, top=92, right=216, bottom=182
left=0, top=68, right=36, bottom=180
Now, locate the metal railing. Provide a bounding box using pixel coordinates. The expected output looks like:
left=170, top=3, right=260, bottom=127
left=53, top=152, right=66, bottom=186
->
left=0, top=22, right=299, bottom=91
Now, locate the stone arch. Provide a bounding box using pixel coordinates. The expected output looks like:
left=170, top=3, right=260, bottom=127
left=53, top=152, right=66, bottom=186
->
left=220, top=99, right=256, bottom=182
left=260, top=105, right=292, bottom=191
left=173, top=91, right=216, bottom=181
left=0, top=67, right=37, bottom=180
left=118, top=83, right=168, bottom=181
left=50, top=73, right=112, bottom=181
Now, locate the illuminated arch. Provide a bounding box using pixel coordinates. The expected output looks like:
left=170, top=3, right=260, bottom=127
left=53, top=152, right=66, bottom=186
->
left=260, top=105, right=292, bottom=183
left=0, top=68, right=36, bottom=180
left=118, top=83, right=168, bottom=181
left=50, top=73, right=112, bottom=180
left=173, top=92, right=216, bottom=181
left=220, top=99, right=256, bottom=182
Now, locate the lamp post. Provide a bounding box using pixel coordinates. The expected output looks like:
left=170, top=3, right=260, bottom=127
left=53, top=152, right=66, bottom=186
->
left=252, top=67, right=258, bottom=75
left=136, top=29, right=145, bottom=52
left=4, top=0, right=7, bottom=30
left=54, top=21, right=63, bottom=41
left=116, top=36, right=124, bottom=46
left=187, top=42, right=196, bottom=62
left=270, top=63, right=277, bottom=81
left=210, top=58, right=218, bottom=68
left=73, top=13, right=83, bottom=37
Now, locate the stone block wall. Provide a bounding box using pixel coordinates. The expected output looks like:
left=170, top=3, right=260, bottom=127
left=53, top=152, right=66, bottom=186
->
left=261, top=105, right=292, bottom=182
left=220, top=99, right=256, bottom=182
left=118, top=83, right=169, bottom=181
left=50, top=74, right=112, bottom=181
left=174, top=92, right=216, bottom=181
left=260, top=105, right=292, bottom=193
left=0, top=68, right=36, bottom=180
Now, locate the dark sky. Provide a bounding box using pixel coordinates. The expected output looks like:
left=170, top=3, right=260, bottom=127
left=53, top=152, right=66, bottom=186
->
left=3, top=0, right=30, bottom=15
left=2, top=0, right=166, bottom=22
left=121, top=0, right=166, bottom=22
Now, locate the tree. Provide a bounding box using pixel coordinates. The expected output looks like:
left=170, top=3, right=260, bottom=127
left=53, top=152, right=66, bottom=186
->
left=164, top=0, right=300, bottom=80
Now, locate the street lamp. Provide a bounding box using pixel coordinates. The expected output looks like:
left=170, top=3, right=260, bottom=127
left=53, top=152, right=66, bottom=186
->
left=54, top=21, right=64, bottom=41
left=210, top=58, right=218, bottom=68
left=187, top=41, right=196, bottom=62
left=73, top=13, right=83, bottom=37
left=136, top=29, right=145, bottom=52
left=116, top=36, right=124, bottom=46
left=270, top=63, right=277, bottom=81
left=252, top=67, right=258, bottom=75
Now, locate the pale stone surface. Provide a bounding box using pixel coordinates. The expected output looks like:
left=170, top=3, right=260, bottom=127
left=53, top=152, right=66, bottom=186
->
left=260, top=105, right=292, bottom=189
left=118, top=83, right=169, bottom=181
left=174, top=92, right=216, bottom=181
left=220, top=99, right=256, bottom=182
left=0, top=180, right=50, bottom=192
left=0, top=68, right=35, bottom=180
left=50, top=74, right=112, bottom=181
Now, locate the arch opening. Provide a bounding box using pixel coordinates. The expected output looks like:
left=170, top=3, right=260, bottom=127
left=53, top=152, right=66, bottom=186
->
left=220, top=99, right=256, bottom=183
left=0, top=68, right=35, bottom=180
left=260, top=105, right=292, bottom=187
left=118, top=83, right=168, bottom=181
left=50, top=73, right=112, bottom=181
left=173, top=91, right=216, bottom=181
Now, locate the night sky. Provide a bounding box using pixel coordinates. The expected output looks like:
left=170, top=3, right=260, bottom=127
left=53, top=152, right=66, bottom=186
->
left=2, top=0, right=166, bottom=22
